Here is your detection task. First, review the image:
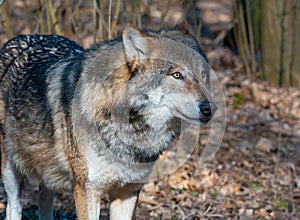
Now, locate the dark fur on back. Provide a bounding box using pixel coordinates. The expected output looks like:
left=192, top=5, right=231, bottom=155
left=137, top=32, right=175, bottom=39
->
left=0, top=35, right=84, bottom=136
left=0, top=35, right=83, bottom=91
left=0, top=35, right=84, bottom=189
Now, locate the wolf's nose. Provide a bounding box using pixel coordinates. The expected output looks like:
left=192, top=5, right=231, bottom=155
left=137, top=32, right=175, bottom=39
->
left=200, top=100, right=216, bottom=117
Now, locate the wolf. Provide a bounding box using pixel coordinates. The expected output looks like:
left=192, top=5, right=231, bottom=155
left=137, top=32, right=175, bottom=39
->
left=0, top=22, right=216, bottom=220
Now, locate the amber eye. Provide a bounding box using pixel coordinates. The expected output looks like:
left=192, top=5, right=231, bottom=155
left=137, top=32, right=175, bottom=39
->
left=171, top=72, right=183, bottom=79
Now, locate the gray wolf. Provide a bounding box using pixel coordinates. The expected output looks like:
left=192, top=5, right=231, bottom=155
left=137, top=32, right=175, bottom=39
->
left=0, top=22, right=216, bottom=219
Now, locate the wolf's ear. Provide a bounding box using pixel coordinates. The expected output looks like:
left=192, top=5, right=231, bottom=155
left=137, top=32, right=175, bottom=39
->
left=175, top=21, right=194, bottom=35
left=122, top=25, right=152, bottom=62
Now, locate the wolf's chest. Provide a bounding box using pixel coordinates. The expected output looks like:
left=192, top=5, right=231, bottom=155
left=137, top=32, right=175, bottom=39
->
left=85, top=147, right=155, bottom=187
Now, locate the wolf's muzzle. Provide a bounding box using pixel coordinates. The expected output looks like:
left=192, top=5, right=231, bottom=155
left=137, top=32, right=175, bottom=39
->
left=199, top=100, right=217, bottom=119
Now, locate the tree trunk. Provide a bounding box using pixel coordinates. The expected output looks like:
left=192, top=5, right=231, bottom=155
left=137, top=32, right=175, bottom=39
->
left=261, top=0, right=300, bottom=87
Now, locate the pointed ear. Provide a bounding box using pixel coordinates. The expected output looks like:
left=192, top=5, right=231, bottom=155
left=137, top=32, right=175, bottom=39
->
left=175, top=21, right=194, bottom=35
left=122, top=25, right=151, bottom=62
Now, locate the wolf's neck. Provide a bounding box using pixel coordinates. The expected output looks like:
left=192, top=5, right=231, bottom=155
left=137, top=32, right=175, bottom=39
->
left=97, top=111, right=180, bottom=163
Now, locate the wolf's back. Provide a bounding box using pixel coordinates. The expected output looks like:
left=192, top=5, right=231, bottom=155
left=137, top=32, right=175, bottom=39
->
left=0, top=35, right=84, bottom=140
left=0, top=35, right=83, bottom=92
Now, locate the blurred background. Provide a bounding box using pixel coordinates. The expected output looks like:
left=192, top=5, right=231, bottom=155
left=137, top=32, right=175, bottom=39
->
left=1, top=0, right=299, bottom=87
left=0, top=0, right=300, bottom=219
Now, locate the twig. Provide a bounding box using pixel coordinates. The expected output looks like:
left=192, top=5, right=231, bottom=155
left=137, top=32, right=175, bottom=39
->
left=238, top=1, right=251, bottom=77
left=70, top=0, right=83, bottom=43
left=37, top=0, right=45, bottom=33
left=108, top=0, right=112, bottom=39
left=97, top=0, right=109, bottom=41
left=64, top=0, right=73, bottom=37
left=110, top=0, right=121, bottom=38
left=183, top=204, right=223, bottom=219
left=138, top=197, right=160, bottom=206
left=1, top=0, right=13, bottom=39
left=233, top=1, right=248, bottom=76
left=45, top=0, right=61, bottom=35
left=93, top=0, right=97, bottom=42
left=213, top=23, right=234, bottom=46
left=246, top=0, right=256, bottom=75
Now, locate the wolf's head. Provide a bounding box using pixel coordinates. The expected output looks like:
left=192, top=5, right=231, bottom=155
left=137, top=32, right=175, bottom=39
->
left=119, top=24, right=217, bottom=127
left=76, top=23, right=219, bottom=163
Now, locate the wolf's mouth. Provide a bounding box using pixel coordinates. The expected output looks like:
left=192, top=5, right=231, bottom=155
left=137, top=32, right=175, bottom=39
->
left=174, top=109, right=211, bottom=126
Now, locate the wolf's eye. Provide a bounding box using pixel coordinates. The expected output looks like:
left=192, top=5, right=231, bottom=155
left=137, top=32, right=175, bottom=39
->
left=171, top=72, right=183, bottom=79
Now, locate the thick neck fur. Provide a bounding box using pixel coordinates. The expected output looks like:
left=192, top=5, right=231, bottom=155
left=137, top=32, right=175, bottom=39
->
left=97, top=110, right=178, bottom=164
left=94, top=71, right=180, bottom=164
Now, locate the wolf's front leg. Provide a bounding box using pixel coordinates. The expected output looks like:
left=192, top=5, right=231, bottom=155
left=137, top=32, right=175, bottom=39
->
left=109, top=184, right=142, bottom=220
left=1, top=159, right=22, bottom=220
left=74, top=183, right=101, bottom=220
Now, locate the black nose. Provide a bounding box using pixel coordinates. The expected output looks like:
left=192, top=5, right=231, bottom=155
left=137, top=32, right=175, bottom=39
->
left=199, top=100, right=215, bottom=117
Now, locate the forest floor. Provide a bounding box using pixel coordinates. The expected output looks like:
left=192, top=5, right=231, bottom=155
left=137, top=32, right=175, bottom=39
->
left=0, top=0, right=299, bottom=219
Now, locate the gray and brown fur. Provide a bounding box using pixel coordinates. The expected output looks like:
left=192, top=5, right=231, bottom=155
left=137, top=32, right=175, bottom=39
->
left=0, top=23, right=216, bottom=220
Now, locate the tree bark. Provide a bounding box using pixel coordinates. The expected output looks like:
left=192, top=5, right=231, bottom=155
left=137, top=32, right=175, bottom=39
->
left=261, top=0, right=300, bottom=87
